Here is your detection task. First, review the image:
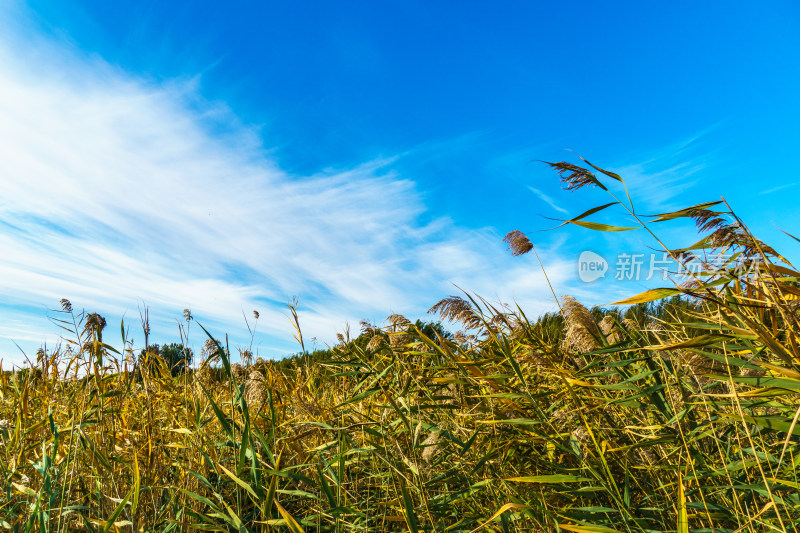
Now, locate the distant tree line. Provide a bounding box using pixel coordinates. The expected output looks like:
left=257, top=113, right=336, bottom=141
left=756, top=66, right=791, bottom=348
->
left=136, top=343, right=193, bottom=377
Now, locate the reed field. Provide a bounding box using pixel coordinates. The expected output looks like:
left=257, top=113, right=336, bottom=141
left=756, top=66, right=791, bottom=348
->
left=1, top=159, right=799, bottom=532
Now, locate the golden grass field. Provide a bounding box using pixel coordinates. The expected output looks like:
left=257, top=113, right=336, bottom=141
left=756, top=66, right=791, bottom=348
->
left=2, top=159, right=799, bottom=532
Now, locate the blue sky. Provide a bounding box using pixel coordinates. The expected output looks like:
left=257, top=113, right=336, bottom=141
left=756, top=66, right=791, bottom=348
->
left=1, top=1, right=799, bottom=364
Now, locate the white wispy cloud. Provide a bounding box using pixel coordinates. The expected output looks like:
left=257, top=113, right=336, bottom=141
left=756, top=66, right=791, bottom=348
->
left=759, top=182, right=798, bottom=195
left=608, top=130, right=718, bottom=210
left=0, top=9, right=571, bottom=364
left=526, top=186, right=568, bottom=214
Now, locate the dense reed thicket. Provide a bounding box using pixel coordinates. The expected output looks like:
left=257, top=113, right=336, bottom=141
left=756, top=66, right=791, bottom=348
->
left=1, top=158, right=799, bottom=532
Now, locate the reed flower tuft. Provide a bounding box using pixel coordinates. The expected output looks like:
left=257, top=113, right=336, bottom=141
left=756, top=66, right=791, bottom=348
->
left=690, top=209, right=728, bottom=233
left=453, top=330, right=478, bottom=345
left=386, top=314, right=411, bottom=330
left=84, top=313, right=106, bottom=333
left=502, top=230, right=533, bottom=256
left=245, top=370, right=267, bottom=406
left=561, top=296, right=601, bottom=355
left=366, top=334, right=385, bottom=353
left=389, top=332, right=413, bottom=349
left=599, top=315, right=623, bottom=344
left=202, top=338, right=223, bottom=361
left=360, top=320, right=377, bottom=336
left=421, top=430, right=441, bottom=464
left=230, top=363, right=246, bottom=383
left=428, top=296, right=483, bottom=330
left=546, top=161, right=603, bottom=191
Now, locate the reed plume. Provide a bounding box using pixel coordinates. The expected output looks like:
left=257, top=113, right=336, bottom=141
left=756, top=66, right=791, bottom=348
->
left=502, top=229, right=533, bottom=256
left=428, top=295, right=483, bottom=330
left=561, top=295, right=601, bottom=355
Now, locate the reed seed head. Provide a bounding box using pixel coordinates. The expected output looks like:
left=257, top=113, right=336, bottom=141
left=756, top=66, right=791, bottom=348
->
left=421, top=430, right=441, bottom=464
left=85, top=312, right=106, bottom=333
left=359, top=320, right=377, bottom=336
left=230, top=363, right=246, bottom=382
left=245, top=370, right=267, bottom=406
left=389, top=332, right=413, bottom=349
left=202, top=338, right=223, bottom=360
left=386, top=314, right=411, bottom=330
left=546, top=161, right=604, bottom=191
left=503, top=230, right=533, bottom=256
left=690, top=209, right=728, bottom=233
left=561, top=296, right=601, bottom=354
left=366, top=334, right=385, bottom=353
left=428, top=296, right=482, bottom=330
left=599, top=315, right=624, bottom=344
